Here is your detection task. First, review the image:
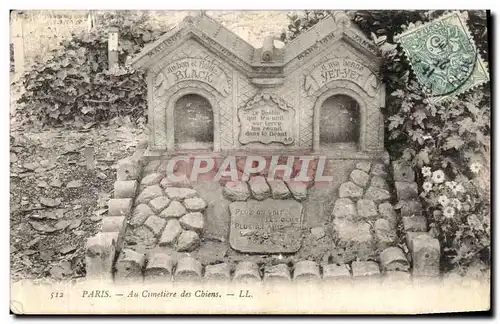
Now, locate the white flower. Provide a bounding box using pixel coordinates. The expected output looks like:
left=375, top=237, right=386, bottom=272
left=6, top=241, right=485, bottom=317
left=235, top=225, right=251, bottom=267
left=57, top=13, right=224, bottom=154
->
left=421, top=166, right=432, bottom=178
left=452, top=199, right=462, bottom=210
left=470, top=162, right=482, bottom=174
left=445, top=181, right=457, bottom=190
left=431, top=170, right=445, bottom=184
left=422, top=181, right=433, bottom=192
left=454, top=183, right=465, bottom=193
left=443, top=206, right=455, bottom=218
left=443, top=206, right=455, bottom=219
left=438, top=195, right=449, bottom=206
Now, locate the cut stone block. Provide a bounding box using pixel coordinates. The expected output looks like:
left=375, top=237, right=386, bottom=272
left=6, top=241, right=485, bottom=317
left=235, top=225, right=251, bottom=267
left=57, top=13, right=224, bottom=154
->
left=176, top=230, right=200, bottom=252
left=356, top=161, right=371, bottom=173
left=268, top=179, right=291, bottom=199
left=160, top=174, right=190, bottom=188
left=374, top=218, right=397, bottom=247
left=144, top=215, right=167, bottom=236
left=101, top=216, right=127, bottom=237
left=379, top=247, right=410, bottom=272
left=322, top=264, right=351, bottom=280
left=179, top=212, right=204, bottom=233
left=140, top=172, right=163, bottom=188
left=204, top=263, right=231, bottom=282
left=114, top=180, right=138, bottom=199
left=395, top=182, right=418, bottom=200
left=175, top=256, right=202, bottom=281
left=370, top=176, right=390, bottom=191
left=378, top=202, right=398, bottom=226
left=285, top=181, right=308, bottom=201
left=159, top=219, right=182, bottom=247
left=164, top=187, right=197, bottom=200
left=364, top=186, right=391, bottom=203
left=351, top=261, right=381, bottom=278
left=183, top=197, right=207, bottom=211
left=85, top=232, right=118, bottom=281
left=223, top=181, right=250, bottom=201
left=136, top=185, right=164, bottom=205
left=127, top=225, right=158, bottom=249
left=403, top=216, right=428, bottom=232
left=249, top=176, right=271, bottom=200
left=411, top=233, right=440, bottom=277
left=233, top=261, right=261, bottom=283
left=114, top=248, right=146, bottom=282
left=108, top=198, right=133, bottom=217
left=333, top=219, right=375, bottom=263
left=131, top=148, right=146, bottom=163
left=350, top=169, right=370, bottom=188
left=117, top=158, right=140, bottom=181
left=144, top=251, right=176, bottom=282
left=160, top=201, right=186, bottom=219
left=143, top=160, right=161, bottom=175
left=332, top=198, right=357, bottom=220
left=370, top=163, right=388, bottom=177
left=406, top=232, right=426, bottom=250
left=293, top=260, right=321, bottom=283
left=399, top=200, right=423, bottom=217
left=392, top=161, right=415, bottom=182
left=356, top=199, right=378, bottom=219
left=149, top=196, right=171, bottom=214
left=263, top=264, right=291, bottom=283
left=130, top=204, right=155, bottom=227
left=339, top=181, right=363, bottom=199
left=334, top=219, right=373, bottom=244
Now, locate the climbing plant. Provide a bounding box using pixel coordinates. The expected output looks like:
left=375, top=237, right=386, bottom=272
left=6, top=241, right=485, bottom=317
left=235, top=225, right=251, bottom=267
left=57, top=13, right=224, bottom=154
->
left=286, top=10, right=491, bottom=271
left=16, top=11, right=167, bottom=127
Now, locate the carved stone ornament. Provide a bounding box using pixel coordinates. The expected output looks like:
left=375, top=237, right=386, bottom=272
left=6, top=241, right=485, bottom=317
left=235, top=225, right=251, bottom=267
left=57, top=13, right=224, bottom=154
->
left=238, top=93, right=296, bottom=145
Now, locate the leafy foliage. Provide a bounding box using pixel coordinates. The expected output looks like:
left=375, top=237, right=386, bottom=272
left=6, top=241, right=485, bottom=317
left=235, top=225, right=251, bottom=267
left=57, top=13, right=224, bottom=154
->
left=420, top=166, right=490, bottom=271
left=286, top=10, right=491, bottom=270
left=16, top=12, right=167, bottom=127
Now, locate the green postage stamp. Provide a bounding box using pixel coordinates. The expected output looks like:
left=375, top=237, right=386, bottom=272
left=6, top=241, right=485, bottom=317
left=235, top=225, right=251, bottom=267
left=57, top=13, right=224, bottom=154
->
left=395, top=11, right=490, bottom=103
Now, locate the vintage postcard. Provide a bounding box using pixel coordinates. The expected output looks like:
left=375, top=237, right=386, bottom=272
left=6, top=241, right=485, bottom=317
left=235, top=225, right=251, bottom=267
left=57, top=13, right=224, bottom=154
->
left=9, top=9, right=491, bottom=314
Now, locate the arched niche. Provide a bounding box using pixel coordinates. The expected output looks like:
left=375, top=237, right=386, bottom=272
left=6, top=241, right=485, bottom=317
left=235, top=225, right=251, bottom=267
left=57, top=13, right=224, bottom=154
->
left=163, top=85, right=221, bottom=152
left=319, top=94, right=360, bottom=150
left=313, top=83, right=372, bottom=152
left=174, top=93, right=214, bottom=150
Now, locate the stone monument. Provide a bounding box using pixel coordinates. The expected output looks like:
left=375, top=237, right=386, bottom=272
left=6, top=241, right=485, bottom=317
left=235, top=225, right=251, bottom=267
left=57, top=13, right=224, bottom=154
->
left=86, top=12, right=417, bottom=284
left=128, top=10, right=386, bottom=156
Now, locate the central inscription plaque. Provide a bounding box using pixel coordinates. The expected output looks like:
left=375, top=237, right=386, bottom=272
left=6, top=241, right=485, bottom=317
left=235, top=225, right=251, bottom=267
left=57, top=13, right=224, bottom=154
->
left=229, top=199, right=303, bottom=253
left=238, top=93, right=295, bottom=145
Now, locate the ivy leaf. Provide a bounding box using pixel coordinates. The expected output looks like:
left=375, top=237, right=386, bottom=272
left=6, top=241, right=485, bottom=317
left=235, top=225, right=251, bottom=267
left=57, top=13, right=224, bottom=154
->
left=457, top=117, right=474, bottom=135
left=444, top=135, right=465, bottom=150
left=465, top=102, right=479, bottom=116
left=391, top=89, right=404, bottom=98
left=402, top=148, right=415, bottom=161
left=388, top=115, right=404, bottom=130
left=416, top=149, right=430, bottom=166
left=412, top=109, right=427, bottom=126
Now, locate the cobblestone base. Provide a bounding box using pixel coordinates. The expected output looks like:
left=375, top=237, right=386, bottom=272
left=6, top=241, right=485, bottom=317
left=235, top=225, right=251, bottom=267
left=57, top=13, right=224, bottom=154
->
left=85, top=147, right=440, bottom=283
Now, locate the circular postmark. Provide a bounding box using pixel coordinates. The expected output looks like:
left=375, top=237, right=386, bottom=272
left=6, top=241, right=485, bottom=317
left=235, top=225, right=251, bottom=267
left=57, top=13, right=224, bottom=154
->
left=411, top=22, right=477, bottom=97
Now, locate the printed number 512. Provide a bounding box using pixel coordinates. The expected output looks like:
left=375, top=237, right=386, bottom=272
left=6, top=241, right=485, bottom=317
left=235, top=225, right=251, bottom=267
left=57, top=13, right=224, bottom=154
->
left=50, top=292, right=64, bottom=299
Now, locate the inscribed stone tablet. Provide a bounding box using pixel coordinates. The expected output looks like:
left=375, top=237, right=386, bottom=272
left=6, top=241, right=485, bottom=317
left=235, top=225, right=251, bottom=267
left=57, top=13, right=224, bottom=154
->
left=229, top=199, right=303, bottom=253
left=238, top=94, right=295, bottom=145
